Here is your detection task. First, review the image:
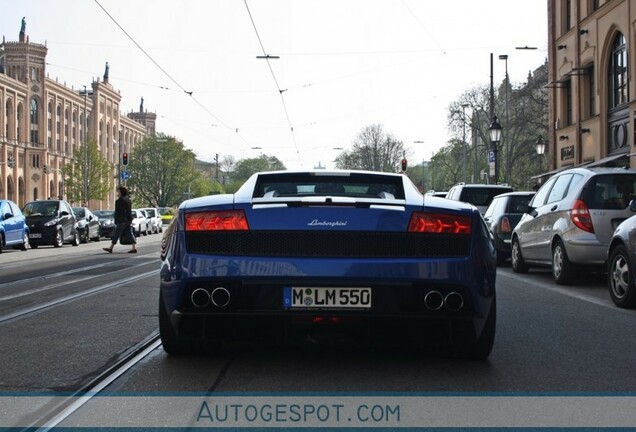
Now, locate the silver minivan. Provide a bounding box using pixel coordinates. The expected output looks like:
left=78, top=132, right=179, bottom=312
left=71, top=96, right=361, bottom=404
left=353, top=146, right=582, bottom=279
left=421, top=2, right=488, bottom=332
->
left=511, top=167, right=636, bottom=284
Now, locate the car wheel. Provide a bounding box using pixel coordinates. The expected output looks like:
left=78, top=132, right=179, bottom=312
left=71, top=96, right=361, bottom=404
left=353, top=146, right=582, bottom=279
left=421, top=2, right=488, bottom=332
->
left=71, top=230, right=80, bottom=246
left=552, top=239, right=574, bottom=285
left=450, top=296, right=496, bottom=359
left=143, top=225, right=148, bottom=236
left=159, top=292, right=219, bottom=355
left=54, top=229, right=64, bottom=248
left=81, top=229, right=89, bottom=244
left=608, top=245, right=636, bottom=308
left=20, top=231, right=29, bottom=251
left=0, top=234, right=4, bottom=254
left=511, top=237, right=528, bottom=273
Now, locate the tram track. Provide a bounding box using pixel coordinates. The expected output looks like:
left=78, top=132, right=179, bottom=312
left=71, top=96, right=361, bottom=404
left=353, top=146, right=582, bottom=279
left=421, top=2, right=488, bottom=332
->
left=24, top=331, right=163, bottom=431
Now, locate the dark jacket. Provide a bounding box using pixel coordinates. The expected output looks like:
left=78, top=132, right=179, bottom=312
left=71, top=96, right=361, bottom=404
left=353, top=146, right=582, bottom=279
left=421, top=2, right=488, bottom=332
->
left=114, top=195, right=133, bottom=224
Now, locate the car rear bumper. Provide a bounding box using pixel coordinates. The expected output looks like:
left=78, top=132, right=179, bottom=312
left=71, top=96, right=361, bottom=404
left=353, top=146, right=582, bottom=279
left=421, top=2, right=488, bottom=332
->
left=563, top=237, right=607, bottom=264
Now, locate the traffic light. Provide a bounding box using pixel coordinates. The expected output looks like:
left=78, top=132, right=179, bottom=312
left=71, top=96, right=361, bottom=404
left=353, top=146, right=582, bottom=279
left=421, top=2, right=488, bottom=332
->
left=122, top=153, right=128, bottom=166
left=7, top=156, right=14, bottom=169
left=43, top=164, right=50, bottom=174
left=401, top=158, right=407, bottom=172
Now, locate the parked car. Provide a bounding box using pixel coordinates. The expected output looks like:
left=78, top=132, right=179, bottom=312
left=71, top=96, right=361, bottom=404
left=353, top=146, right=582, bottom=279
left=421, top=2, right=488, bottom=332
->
left=483, top=191, right=535, bottom=265
left=131, top=209, right=150, bottom=236
left=22, top=199, right=79, bottom=248
left=0, top=199, right=29, bottom=253
left=72, top=207, right=100, bottom=243
left=158, top=207, right=175, bottom=225
left=446, top=183, right=514, bottom=215
left=159, top=169, right=497, bottom=358
left=140, top=207, right=162, bottom=234
left=93, top=210, right=116, bottom=238
left=511, top=167, right=636, bottom=284
left=607, top=200, right=636, bottom=309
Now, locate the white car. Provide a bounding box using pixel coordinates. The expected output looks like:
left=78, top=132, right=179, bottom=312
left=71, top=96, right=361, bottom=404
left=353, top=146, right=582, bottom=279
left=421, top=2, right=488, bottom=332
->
left=140, top=207, right=162, bottom=234
left=131, top=209, right=150, bottom=236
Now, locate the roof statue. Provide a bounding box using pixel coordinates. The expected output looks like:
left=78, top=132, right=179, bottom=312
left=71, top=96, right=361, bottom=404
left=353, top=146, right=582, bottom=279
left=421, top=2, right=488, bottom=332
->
left=103, top=62, right=109, bottom=81
left=20, top=17, right=26, bottom=34
left=140, top=97, right=144, bottom=112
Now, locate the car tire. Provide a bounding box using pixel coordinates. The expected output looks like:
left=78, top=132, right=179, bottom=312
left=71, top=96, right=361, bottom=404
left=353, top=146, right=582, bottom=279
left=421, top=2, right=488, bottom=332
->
left=608, top=245, right=636, bottom=308
left=159, top=292, right=220, bottom=355
left=450, top=296, right=496, bottom=360
left=511, top=237, right=528, bottom=273
left=81, top=229, right=89, bottom=244
left=71, top=230, right=80, bottom=247
left=0, top=234, right=4, bottom=254
left=20, top=231, right=29, bottom=251
left=552, top=239, right=574, bottom=285
left=54, top=229, right=64, bottom=248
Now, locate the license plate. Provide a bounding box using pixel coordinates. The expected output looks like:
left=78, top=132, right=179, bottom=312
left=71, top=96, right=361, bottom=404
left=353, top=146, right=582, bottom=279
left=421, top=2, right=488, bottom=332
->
left=283, top=287, right=371, bottom=309
left=29, top=233, right=42, bottom=239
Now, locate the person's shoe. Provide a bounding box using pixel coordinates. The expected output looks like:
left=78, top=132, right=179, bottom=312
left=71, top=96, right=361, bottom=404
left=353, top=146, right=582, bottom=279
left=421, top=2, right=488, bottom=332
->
left=103, top=248, right=113, bottom=254
left=128, top=249, right=137, bottom=253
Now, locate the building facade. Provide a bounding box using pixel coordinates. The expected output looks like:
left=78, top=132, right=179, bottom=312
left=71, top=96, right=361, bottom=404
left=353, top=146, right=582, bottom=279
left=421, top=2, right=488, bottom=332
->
left=0, top=23, right=153, bottom=209
left=548, top=0, right=636, bottom=172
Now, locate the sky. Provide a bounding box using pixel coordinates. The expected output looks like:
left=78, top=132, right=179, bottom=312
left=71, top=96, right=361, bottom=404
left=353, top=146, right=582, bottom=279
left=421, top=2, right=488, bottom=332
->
left=1, top=0, right=548, bottom=170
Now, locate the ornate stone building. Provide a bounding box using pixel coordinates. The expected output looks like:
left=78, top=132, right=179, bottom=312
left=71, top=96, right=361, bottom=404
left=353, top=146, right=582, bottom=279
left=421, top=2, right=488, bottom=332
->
left=548, top=0, right=636, bottom=172
left=0, top=20, right=154, bottom=209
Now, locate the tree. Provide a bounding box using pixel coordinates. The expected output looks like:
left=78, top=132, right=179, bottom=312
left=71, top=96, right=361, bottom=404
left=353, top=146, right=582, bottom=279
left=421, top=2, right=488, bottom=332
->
left=334, top=124, right=411, bottom=172
left=126, top=134, right=201, bottom=207
left=61, top=137, right=112, bottom=204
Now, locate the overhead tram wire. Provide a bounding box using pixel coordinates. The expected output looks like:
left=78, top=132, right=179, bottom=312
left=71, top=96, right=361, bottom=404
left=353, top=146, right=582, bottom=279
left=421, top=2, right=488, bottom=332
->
left=92, top=0, right=254, bottom=151
left=243, top=0, right=302, bottom=166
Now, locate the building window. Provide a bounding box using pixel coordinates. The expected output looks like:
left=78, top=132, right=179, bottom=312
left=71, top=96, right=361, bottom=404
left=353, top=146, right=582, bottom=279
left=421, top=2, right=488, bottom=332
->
left=580, top=64, right=596, bottom=120
left=16, top=103, right=22, bottom=142
left=563, top=79, right=573, bottom=126
left=30, top=98, right=38, bottom=144
left=564, top=0, right=572, bottom=32
left=610, top=33, right=628, bottom=108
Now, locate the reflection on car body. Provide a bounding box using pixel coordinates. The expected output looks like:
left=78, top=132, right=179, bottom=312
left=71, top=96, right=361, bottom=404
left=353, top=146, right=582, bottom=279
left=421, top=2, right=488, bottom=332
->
left=159, top=170, right=497, bottom=358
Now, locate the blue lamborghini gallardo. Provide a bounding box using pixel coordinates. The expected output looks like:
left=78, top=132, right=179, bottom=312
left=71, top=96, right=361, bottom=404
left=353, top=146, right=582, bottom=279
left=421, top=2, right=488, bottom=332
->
left=159, top=170, right=497, bottom=358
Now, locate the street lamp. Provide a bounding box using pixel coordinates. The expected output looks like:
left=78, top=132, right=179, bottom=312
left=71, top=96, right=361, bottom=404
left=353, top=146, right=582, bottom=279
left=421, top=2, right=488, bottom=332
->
left=498, top=54, right=509, bottom=183
left=489, top=115, right=502, bottom=185
left=79, top=85, right=93, bottom=205
left=461, top=103, right=470, bottom=182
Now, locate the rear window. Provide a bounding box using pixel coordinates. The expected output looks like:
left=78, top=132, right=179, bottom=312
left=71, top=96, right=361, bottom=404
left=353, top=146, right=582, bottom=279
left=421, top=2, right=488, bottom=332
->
left=23, top=201, right=58, bottom=217
left=582, top=174, right=636, bottom=210
left=459, top=187, right=513, bottom=207
left=253, top=173, right=405, bottom=199
left=508, top=195, right=534, bottom=213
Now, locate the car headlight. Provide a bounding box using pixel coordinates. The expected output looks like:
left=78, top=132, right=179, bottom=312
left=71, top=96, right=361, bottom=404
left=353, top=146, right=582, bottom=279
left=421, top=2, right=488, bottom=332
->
left=44, top=218, right=59, bottom=227
left=103, top=220, right=114, bottom=226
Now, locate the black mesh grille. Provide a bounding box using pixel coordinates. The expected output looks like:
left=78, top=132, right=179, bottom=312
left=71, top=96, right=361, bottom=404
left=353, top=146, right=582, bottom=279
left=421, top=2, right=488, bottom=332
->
left=186, top=231, right=470, bottom=258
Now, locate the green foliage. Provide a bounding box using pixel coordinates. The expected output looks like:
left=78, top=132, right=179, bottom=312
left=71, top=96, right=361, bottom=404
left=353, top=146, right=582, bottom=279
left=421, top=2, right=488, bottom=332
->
left=61, top=137, right=112, bottom=204
left=232, top=155, right=285, bottom=184
left=126, top=134, right=201, bottom=207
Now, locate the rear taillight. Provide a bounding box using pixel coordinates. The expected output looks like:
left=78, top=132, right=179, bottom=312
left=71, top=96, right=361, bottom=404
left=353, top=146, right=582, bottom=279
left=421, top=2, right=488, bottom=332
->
left=500, top=217, right=512, bottom=233
left=570, top=199, right=594, bottom=233
left=185, top=210, right=249, bottom=231
left=408, top=212, right=472, bottom=234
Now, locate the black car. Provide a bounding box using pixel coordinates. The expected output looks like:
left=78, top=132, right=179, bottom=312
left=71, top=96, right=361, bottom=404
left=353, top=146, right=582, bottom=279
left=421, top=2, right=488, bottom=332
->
left=72, top=207, right=101, bottom=243
left=23, top=199, right=80, bottom=248
left=93, top=210, right=116, bottom=238
left=483, top=191, right=535, bottom=265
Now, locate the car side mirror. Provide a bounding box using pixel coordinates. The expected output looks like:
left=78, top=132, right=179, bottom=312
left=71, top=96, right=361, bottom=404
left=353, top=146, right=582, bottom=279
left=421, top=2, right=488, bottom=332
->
left=60, top=210, right=69, bottom=217
left=630, top=199, right=636, bottom=212
left=3, top=212, right=12, bottom=220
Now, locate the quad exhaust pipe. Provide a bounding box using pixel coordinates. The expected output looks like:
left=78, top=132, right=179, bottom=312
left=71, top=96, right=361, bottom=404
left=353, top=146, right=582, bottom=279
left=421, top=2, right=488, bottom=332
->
left=191, top=287, right=231, bottom=308
left=424, top=290, right=464, bottom=311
